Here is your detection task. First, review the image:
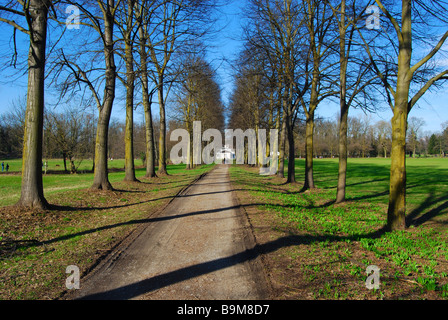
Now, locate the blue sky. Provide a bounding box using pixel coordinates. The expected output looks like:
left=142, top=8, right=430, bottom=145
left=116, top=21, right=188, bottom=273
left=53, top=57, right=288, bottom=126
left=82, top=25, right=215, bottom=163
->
left=207, top=0, right=246, bottom=106
left=0, top=0, right=447, bottom=135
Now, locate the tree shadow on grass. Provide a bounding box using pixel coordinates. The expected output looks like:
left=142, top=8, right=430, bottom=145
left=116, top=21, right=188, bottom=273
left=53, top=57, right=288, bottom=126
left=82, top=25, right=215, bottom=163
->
left=4, top=193, right=390, bottom=256
left=43, top=172, right=212, bottom=213
left=48, top=194, right=177, bottom=212
left=137, top=177, right=193, bottom=186
left=406, top=191, right=448, bottom=228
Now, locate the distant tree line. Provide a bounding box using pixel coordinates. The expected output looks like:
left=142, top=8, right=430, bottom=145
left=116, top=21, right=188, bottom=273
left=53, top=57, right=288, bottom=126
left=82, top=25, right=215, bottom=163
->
left=0, top=98, right=202, bottom=170
left=301, top=116, right=448, bottom=159
left=3, top=102, right=445, bottom=165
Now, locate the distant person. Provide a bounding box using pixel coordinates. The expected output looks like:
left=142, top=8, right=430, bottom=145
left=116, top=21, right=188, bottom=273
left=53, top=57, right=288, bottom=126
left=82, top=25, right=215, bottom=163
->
left=1, top=162, right=4, bottom=172
left=5, top=163, right=9, bottom=172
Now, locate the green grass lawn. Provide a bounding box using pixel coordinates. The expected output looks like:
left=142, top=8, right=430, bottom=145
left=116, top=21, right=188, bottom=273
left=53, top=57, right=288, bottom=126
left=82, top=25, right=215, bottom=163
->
left=297, top=157, right=447, bottom=199
left=0, top=158, right=130, bottom=174
left=0, top=159, right=143, bottom=207
left=230, top=157, right=448, bottom=299
left=294, top=157, right=448, bottom=218
left=1, top=157, right=447, bottom=299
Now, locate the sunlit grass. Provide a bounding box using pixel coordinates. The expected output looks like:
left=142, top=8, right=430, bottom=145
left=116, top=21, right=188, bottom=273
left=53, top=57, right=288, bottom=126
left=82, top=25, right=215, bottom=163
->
left=230, top=157, right=448, bottom=299
left=0, top=159, right=215, bottom=207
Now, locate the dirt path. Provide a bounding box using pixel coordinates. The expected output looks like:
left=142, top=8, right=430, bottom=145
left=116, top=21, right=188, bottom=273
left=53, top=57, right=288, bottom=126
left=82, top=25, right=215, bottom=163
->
left=67, top=165, right=269, bottom=300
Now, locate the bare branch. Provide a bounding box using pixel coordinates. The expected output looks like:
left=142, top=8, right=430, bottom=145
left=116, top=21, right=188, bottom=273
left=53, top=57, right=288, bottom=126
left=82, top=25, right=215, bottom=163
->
left=374, top=0, right=402, bottom=43
left=0, top=17, right=29, bottom=34
left=0, top=5, right=26, bottom=16
left=409, top=69, right=448, bottom=111
left=410, top=30, right=448, bottom=74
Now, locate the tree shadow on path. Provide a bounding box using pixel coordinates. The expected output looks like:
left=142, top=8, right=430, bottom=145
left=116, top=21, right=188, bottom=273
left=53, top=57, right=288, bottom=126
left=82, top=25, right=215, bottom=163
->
left=74, top=226, right=388, bottom=300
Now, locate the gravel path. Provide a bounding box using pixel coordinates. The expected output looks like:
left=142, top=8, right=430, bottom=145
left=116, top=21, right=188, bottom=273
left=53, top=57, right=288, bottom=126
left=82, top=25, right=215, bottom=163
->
left=68, top=165, right=269, bottom=300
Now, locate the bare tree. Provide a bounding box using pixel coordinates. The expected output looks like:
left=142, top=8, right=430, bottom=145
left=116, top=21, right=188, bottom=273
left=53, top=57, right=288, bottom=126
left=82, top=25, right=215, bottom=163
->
left=136, top=0, right=159, bottom=178
left=375, top=120, right=392, bottom=158
left=327, top=0, right=382, bottom=202
left=407, top=116, right=425, bottom=158
left=0, top=0, right=57, bottom=208
left=298, top=0, right=339, bottom=189
left=115, top=0, right=140, bottom=182
left=44, top=107, right=93, bottom=173
left=0, top=96, right=27, bottom=158
left=54, top=0, right=122, bottom=190
left=244, top=0, right=312, bottom=183
left=138, top=0, right=215, bottom=174
left=360, top=0, right=448, bottom=230
left=171, top=51, right=225, bottom=168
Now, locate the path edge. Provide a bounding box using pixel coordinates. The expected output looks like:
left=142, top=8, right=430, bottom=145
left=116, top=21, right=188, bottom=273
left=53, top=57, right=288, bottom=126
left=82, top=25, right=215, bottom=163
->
left=60, top=166, right=215, bottom=300
left=228, top=166, right=275, bottom=300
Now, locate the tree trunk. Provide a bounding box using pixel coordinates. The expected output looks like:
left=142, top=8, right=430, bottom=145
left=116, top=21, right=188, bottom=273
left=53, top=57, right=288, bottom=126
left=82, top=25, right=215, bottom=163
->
left=186, top=120, right=193, bottom=170
left=63, top=152, right=68, bottom=173
left=139, top=27, right=156, bottom=179
left=17, top=0, right=50, bottom=209
left=144, top=103, right=156, bottom=178
left=267, top=91, right=274, bottom=160
left=336, top=103, right=349, bottom=203
left=92, top=110, right=113, bottom=190
left=336, top=1, right=348, bottom=203
left=387, top=0, right=412, bottom=231
left=387, top=107, right=408, bottom=231
left=70, top=158, right=76, bottom=174
left=124, top=40, right=138, bottom=182
left=303, top=110, right=315, bottom=190
left=157, top=78, right=168, bottom=175
left=91, top=1, right=115, bottom=190
left=277, top=105, right=286, bottom=178
left=387, top=88, right=410, bottom=231
left=286, top=112, right=296, bottom=183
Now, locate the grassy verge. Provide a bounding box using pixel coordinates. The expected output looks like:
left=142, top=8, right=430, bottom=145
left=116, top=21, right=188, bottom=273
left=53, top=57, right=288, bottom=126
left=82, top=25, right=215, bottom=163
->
left=0, top=163, right=214, bottom=300
left=230, top=158, right=448, bottom=300
left=0, top=159, right=134, bottom=207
